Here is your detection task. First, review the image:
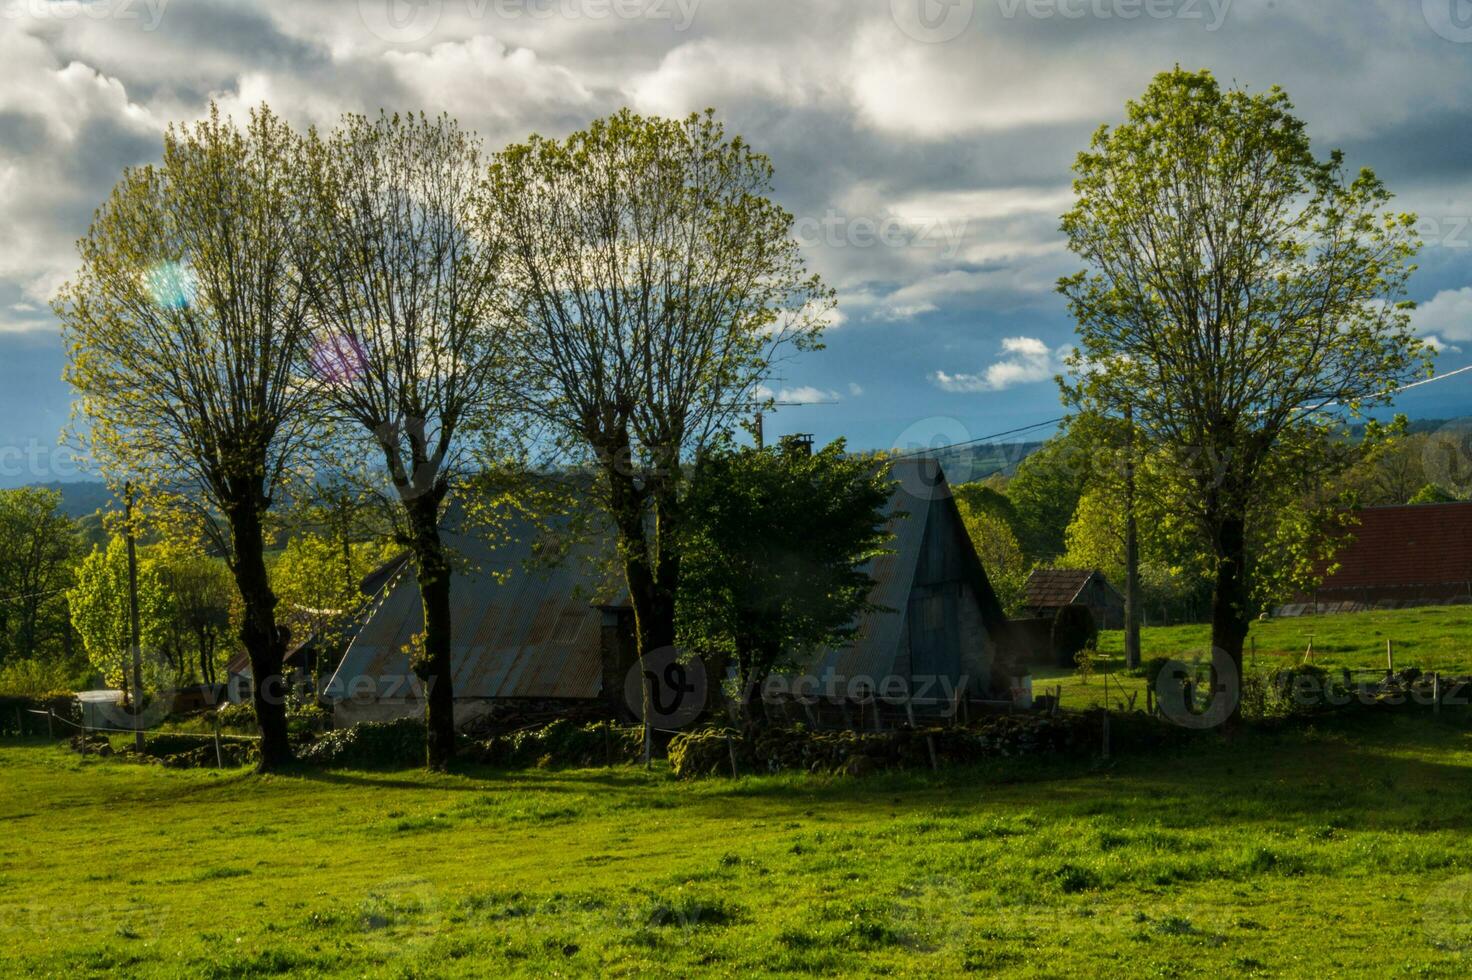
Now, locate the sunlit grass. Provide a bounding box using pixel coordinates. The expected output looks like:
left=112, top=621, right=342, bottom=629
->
left=3, top=706, right=1472, bottom=976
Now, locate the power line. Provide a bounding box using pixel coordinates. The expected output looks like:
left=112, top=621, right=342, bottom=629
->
left=892, top=417, right=1066, bottom=460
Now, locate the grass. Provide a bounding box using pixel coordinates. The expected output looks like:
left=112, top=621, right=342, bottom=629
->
left=5, top=707, right=1472, bottom=976
left=1037, top=604, right=1472, bottom=711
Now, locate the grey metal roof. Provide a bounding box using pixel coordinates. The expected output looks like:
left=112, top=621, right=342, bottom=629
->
left=326, top=459, right=1003, bottom=702
left=325, top=512, right=622, bottom=701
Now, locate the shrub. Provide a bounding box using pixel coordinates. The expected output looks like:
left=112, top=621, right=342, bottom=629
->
left=1051, top=605, right=1098, bottom=669
left=298, top=718, right=428, bottom=769
left=469, top=719, right=643, bottom=769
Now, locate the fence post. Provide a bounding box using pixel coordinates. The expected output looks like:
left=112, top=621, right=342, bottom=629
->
left=46, top=707, right=54, bottom=740
left=725, top=732, right=739, bottom=778
left=1386, top=639, right=1395, bottom=677
left=213, top=713, right=224, bottom=769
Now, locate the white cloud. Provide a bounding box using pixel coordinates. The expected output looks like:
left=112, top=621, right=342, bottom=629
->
left=1412, top=288, right=1472, bottom=344
left=932, top=336, right=1067, bottom=393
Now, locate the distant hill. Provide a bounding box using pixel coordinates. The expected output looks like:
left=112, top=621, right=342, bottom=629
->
left=26, top=481, right=115, bottom=518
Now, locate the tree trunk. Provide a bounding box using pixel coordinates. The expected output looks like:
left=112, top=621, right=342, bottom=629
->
left=226, top=500, right=292, bottom=771
left=1123, top=406, right=1141, bottom=669
left=405, top=495, right=457, bottom=769
left=1208, top=513, right=1250, bottom=726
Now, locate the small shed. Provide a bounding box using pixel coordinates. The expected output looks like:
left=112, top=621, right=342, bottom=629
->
left=1021, top=568, right=1124, bottom=630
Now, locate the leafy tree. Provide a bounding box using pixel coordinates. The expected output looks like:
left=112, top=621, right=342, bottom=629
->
left=151, top=548, right=235, bottom=688
left=678, top=440, right=892, bottom=724
left=1003, top=427, right=1095, bottom=561
left=488, top=109, right=833, bottom=680
left=954, top=502, right=1028, bottom=615
left=1408, top=482, right=1460, bottom=505
left=0, top=487, right=81, bottom=667
left=1059, top=69, right=1427, bottom=711
left=68, top=537, right=169, bottom=694
left=297, top=112, right=517, bottom=767
left=271, top=532, right=398, bottom=684
left=57, top=105, right=318, bottom=768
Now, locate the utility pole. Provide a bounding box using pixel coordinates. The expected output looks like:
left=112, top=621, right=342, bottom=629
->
left=1123, top=405, right=1141, bottom=670
left=754, top=410, right=764, bottom=449
left=123, top=482, right=145, bottom=753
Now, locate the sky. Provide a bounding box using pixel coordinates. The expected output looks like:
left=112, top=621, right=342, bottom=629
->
left=3, top=0, right=1472, bottom=486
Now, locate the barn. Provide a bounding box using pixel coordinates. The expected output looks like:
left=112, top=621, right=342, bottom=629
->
left=1282, top=501, right=1472, bottom=615
left=1019, top=568, right=1124, bottom=630
left=322, top=458, right=1019, bottom=728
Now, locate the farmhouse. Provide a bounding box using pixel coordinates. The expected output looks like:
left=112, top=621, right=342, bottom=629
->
left=323, top=459, right=1017, bottom=728
left=1282, top=501, right=1472, bottom=615
left=1020, top=567, right=1124, bottom=630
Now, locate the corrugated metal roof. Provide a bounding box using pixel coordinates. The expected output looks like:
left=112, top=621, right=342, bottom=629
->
left=325, top=512, right=622, bottom=701
left=327, top=459, right=1004, bottom=702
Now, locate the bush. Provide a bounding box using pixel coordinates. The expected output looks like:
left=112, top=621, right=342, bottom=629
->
left=468, top=719, right=644, bottom=769
left=0, top=658, right=82, bottom=697
left=668, top=714, right=1102, bottom=779
left=298, top=717, right=428, bottom=769
left=1051, top=605, right=1098, bottom=669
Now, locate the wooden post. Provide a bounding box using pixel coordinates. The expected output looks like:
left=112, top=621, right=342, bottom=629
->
left=725, top=732, right=739, bottom=778
left=124, top=483, right=145, bottom=755
left=46, top=707, right=54, bottom=740
left=1101, top=711, right=1111, bottom=760
left=1386, top=639, right=1394, bottom=677
left=213, top=713, right=224, bottom=769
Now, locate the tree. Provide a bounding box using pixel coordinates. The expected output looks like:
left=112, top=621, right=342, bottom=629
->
left=1003, top=428, right=1095, bottom=561
left=68, top=537, right=169, bottom=694
left=58, top=105, right=318, bottom=769
left=954, top=502, right=1028, bottom=616
left=152, top=549, right=235, bottom=689
left=487, top=109, right=832, bottom=687
left=678, top=440, right=892, bottom=724
left=1059, top=68, right=1428, bottom=714
left=0, top=488, right=81, bottom=667
left=271, top=532, right=397, bottom=686
left=297, top=112, right=516, bottom=768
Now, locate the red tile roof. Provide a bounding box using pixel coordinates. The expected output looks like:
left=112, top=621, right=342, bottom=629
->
left=1023, top=568, right=1096, bottom=608
left=1316, top=502, right=1472, bottom=596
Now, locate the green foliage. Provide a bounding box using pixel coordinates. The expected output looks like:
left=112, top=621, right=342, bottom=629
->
left=151, top=548, right=236, bottom=688
left=66, top=537, right=170, bottom=692
left=677, top=440, right=894, bottom=711
left=953, top=502, right=1028, bottom=615
left=297, top=718, right=428, bottom=769
left=1408, top=482, right=1461, bottom=505
left=1059, top=68, right=1427, bottom=657
left=1003, top=429, right=1094, bottom=561
left=0, top=487, right=82, bottom=668
left=0, top=657, right=84, bottom=697
left=271, top=533, right=396, bottom=640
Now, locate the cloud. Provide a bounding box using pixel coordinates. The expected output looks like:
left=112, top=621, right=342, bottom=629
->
left=1412, top=288, right=1472, bottom=344
left=932, top=336, right=1066, bottom=393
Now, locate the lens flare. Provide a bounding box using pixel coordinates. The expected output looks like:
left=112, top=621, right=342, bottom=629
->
left=143, top=261, right=197, bottom=310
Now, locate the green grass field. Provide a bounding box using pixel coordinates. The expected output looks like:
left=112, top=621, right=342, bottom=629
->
left=1037, top=605, right=1472, bottom=712
left=5, top=707, right=1472, bottom=977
